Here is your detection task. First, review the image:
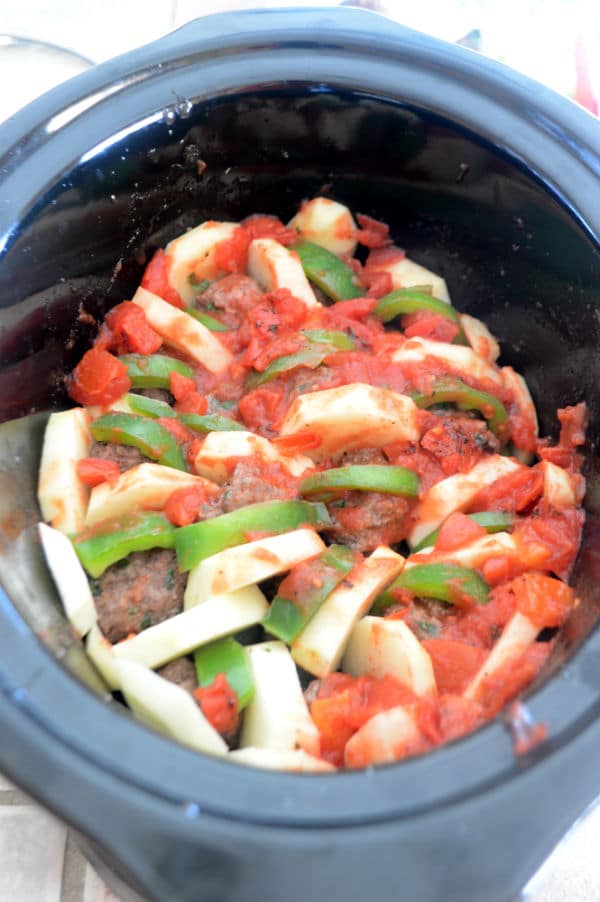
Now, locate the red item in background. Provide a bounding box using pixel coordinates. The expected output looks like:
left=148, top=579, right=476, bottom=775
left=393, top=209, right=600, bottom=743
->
left=67, top=348, right=131, bottom=407
left=104, top=302, right=163, bottom=355
left=141, top=249, right=185, bottom=308
left=574, top=34, right=599, bottom=116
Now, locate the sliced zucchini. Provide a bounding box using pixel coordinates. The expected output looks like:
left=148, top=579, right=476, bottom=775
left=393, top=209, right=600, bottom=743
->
left=392, top=336, right=503, bottom=386
left=247, top=238, right=320, bottom=308
left=541, top=460, right=575, bottom=509
left=86, top=624, right=121, bottom=691
left=112, top=587, right=268, bottom=670
left=37, top=408, right=91, bottom=535
left=344, top=705, right=422, bottom=769
left=185, top=528, right=325, bottom=602
left=132, top=287, right=232, bottom=374
left=230, top=747, right=335, bottom=772
left=117, top=659, right=227, bottom=756
left=460, top=314, right=500, bottom=363
left=191, top=430, right=313, bottom=483
left=85, top=463, right=217, bottom=527
left=342, top=617, right=436, bottom=696
left=164, top=220, right=239, bottom=306
left=408, top=455, right=521, bottom=549
left=279, top=382, right=420, bottom=462
left=406, top=531, right=518, bottom=571
left=38, top=522, right=97, bottom=637
left=239, top=641, right=320, bottom=757
left=371, top=252, right=451, bottom=304
left=287, top=197, right=357, bottom=256
left=291, top=546, right=405, bottom=677
left=463, top=611, right=539, bottom=701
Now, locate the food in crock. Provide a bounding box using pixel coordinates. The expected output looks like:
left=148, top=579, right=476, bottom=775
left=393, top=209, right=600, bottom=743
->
left=37, top=196, right=586, bottom=771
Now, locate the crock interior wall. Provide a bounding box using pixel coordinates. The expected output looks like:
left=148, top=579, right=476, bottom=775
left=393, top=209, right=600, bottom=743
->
left=1, top=84, right=599, bottom=681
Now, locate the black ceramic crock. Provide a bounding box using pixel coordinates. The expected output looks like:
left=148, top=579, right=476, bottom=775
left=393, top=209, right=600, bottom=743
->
left=1, top=8, right=600, bottom=902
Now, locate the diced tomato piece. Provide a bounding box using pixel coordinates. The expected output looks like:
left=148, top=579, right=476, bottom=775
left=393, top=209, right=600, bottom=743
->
left=156, top=417, right=194, bottom=444
left=438, top=694, right=484, bottom=743
left=238, top=384, right=288, bottom=434
left=364, top=245, right=406, bottom=270
left=104, top=301, right=162, bottom=355
left=434, top=512, right=487, bottom=552
left=477, top=642, right=551, bottom=718
left=422, top=638, right=487, bottom=694
left=165, top=484, right=209, bottom=526
left=68, top=348, right=131, bottom=407
left=514, top=500, right=584, bottom=580
left=213, top=226, right=251, bottom=274
left=511, top=571, right=574, bottom=629
left=384, top=442, right=445, bottom=493
left=76, top=457, right=121, bottom=487
left=310, top=689, right=355, bottom=767
left=353, top=213, right=392, bottom=249
left=362, top=270, right=393, bottom=298
left=174, top=391, right=208, bottom=416
left=421, top=419, right=487, bottom=477
left=481, top=556, right=519, bottom=586
left=141, top=249, right=185, bottom=309
left=247, top=333, right=305, bottom=372
left=538, top=403, right=587, bottom=473
left=469, top=466, right=543, bottom=514
left=243, top=214, right=297, bottom=246
left=194, top=673, right=239, bottom=735
left=403, top=311, right=460, bottom=344
left=272, top=431, right=322, bottom=453
left=169, top=371, right=196, bottom=400
left=327, top=296, right=379, bottom=320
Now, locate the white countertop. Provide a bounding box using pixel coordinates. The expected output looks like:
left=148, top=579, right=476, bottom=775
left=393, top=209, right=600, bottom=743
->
left=0, top=1, right=599, bottom=899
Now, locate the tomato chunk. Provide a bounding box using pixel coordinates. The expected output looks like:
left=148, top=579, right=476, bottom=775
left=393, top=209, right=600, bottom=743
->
left=194, top=673, right=239, bottom=735
left=76, top=457, right=121, bottom=487
left=141, top=249, right=185, bottom=308
left=68, top=348, right=131, bottom=407
left=105, top=301, right=162, bottom=355
left=165, top=484, right=209, bottom=526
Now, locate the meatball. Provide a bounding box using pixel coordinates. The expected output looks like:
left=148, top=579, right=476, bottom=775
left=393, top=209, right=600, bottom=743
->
left=88, top=440, right=146, bottom=473
left=93, top=549, right=186, bottom=642
left=325, top=491, right=410, bottom=552
left=199, top=274, right=263, bottom=316
left=221, top=459, right=297, bottom=513
left=158, top=657, right=198, bottom=695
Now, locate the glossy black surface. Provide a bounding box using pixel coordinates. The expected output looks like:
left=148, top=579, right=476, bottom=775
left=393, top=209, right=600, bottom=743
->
left=1, top=8, right=600, bottom=902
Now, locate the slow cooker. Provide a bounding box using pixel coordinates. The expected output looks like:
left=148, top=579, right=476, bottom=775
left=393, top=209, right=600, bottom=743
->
left=1, top=7, right=600, bottom=901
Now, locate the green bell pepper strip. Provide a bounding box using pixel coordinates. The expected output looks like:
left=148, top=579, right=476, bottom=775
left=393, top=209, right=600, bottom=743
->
left=411, top=377, right=509, bottom=438
left=412, top=510, right=516, bottom=552
left=119, top=354, right=194, bottom=390
left=372, top=562, right=489, bottom=614
left=299, top=465, right=420, bottom=500
left=301, top=329, right=356, bottom=349
left=178, top=413, right=246, bottom=433
left=176, top=499, right=331, bottom=571
left=374, top=288, right=467, bottom=344
left=91, top=413, right=187, bottom=471
left=73, top=513, right=176, bottom=578
left=247, top=330, right=357, bottom=389
left=185, top=307, right=230, bottom=332
left=294, top=240, right=363, bottom=302
left=194, top=637, right=254, bottom=710
left=188, top=276, right=212, bottom=292
left=262, top=545, right=357, bottom=643
left=247, top=345, right=329, bottom=389
left=127, top=393, right=177, bottom=419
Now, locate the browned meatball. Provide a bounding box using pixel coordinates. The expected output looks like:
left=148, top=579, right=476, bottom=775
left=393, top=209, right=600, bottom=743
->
left=158, top=657, right=198, bottom=695
left=325, top=491, right=410, bottom=552
left=93, top=549, right=186, bottom=642
left=198, top=274, right=263, bottom=316
left=221, top=459, right=297, bottom=513
left=88, top=440, right=146, bottom=472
